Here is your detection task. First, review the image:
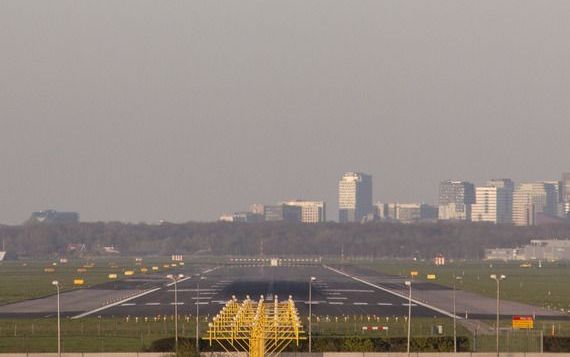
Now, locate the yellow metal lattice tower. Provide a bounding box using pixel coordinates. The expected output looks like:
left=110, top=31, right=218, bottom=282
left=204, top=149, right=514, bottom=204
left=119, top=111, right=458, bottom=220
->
left=206, top=295, right=305, bottom=357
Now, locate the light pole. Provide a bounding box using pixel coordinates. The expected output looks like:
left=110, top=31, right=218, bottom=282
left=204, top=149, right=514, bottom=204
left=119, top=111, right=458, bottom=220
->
left=196, top=275, right=205, bottom=354
left=453, top=276, right=463, bottom=353
left=490, top=274, right=506, bottom=357
left=309, top=276, right=316, bottom=353
left=167, top=273, right=184, bottom=352
left=405, top=280, right=412, bottom=357
left=52, top=280, right=61, bottom=357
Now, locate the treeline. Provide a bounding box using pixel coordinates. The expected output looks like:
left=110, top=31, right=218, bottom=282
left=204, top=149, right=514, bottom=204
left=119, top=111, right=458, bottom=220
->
left=1, top=221, right=570, bottom=259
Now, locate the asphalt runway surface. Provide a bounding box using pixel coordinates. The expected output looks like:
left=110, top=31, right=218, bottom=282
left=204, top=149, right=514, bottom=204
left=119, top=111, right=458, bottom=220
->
left=1, top=264, right=567, bottom=321
left=96, top=265, right=445, bottom=319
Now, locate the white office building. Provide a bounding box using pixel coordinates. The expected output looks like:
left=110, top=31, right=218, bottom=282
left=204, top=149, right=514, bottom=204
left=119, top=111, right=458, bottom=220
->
left=472, top=184, right=512, bottom=224
left=338, top=172, right=373, bottom=223
left=512, top=182, right=558, bottom=226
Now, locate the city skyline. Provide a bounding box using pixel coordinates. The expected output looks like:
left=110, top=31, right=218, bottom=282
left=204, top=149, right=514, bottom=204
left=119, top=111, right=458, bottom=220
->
left=6, top=170, right=570, bottom=224
left=220, top=171, right=569, bottom=225
left=2, top=2, right=570, bottom=224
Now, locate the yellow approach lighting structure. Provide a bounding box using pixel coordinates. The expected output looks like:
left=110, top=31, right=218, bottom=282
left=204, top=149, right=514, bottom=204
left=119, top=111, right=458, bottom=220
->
left=206, top=295, right=305, bottom=357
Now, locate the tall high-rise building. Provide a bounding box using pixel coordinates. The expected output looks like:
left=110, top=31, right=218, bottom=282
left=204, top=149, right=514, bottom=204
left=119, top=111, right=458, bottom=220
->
left=338, top=172, right=373, bottom=223
left=283, top=200, right=326, bottom=223
left=486, top=178, right=514, bottom=223
left=472, top=186, right=511, bottom=224
left=512, top=182, right=558, bottom=226
left=438, top=181, right=475, bottom=221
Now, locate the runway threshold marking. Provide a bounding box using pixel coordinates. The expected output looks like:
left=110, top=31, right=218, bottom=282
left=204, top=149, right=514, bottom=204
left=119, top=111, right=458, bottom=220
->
left=71, top=266, right=221, bottom=320
left=71, top=287, right=162, bottom=319
left=323, top=265, right=459, bottom=319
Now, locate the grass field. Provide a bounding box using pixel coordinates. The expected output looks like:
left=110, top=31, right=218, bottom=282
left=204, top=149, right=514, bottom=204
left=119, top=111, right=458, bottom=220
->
left=347, top=259, right=570, bottom=312
left=0, top=256, right=207, bottom=305
left=2, top=315, right=567, bottom=353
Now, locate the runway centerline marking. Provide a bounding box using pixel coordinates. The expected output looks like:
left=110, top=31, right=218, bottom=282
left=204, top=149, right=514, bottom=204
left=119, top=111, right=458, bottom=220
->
left=326, top=297, right=348, bottom=300
left=145, top=303, right=160, bottom=306
left=353, top=302, right=368, bottom=305
left=329, top=302, right=344, bottom=305
left=377, top=302, right=393, bottom=306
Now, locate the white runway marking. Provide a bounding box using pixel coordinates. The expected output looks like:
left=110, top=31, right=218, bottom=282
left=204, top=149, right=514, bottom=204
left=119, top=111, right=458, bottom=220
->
left=402, top=303, right=418, bottom=307
left=71, top=286, right=162, bottom=319
left=323, top=289, right=375, bottom=293
left=120, top=303, right=136, bottom=306
left=377, top=302, right=393, bottom=306
left=194, top=302, right=209, bottom=305
left=326, top=297, right=348, bottom=300
left=171, top=289, right=219, bottom=292
left=170, top=302, right=184, bottom=305
left=323, top=265, right=458, bottom=319
left=145, top=303, right=160, bottom=306
left=191, top=296, right=213, bottom=300
left=166, top=276, right=193, bottom=287
left=329, top=302, right=344, bottom=305
left=353, top=302, right=368, bottom=305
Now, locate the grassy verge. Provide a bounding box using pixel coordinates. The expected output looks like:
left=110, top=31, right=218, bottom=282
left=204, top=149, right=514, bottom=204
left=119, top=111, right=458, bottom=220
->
left=345, top=259, right=570, bottom=311
left=0, top=256, right=218, bottom=305
left=3, top=315, right=570, bottom=353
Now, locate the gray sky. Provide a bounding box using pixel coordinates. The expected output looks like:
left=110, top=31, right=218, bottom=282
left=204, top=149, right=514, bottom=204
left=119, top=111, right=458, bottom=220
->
left=1, top=1, right=569, bottom=224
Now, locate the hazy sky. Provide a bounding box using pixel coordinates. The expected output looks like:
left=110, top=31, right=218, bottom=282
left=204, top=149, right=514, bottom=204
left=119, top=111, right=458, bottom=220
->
left=1, top=1, right=569, bottom=224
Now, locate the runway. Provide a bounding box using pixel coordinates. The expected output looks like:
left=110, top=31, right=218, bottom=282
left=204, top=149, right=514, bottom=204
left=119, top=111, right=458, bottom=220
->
left=84, top=265, right=445, bottom=319
left=1, top=263, right=565, bottom=321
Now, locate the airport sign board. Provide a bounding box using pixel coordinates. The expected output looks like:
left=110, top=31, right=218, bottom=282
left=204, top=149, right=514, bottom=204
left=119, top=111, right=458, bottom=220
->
left=512, top=315, right=534, bottom=329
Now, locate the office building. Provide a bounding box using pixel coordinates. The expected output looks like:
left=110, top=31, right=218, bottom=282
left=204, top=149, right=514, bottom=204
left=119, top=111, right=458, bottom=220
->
left=220, top=211, right=264, bottom=223
left=250, top=203, right=265, bottom=216
left=438, top=181, right=475, bottom=221
left=338, top=172, right=373, bottom=223
left=375, top=202, right=438, bottom=223
left=283, top=200, right=326, bottom=223
left=487, top=178, right=514, bottom=222
left=472, top=183, right=512, bottom=224
left=29, top=210, right=79, bottom=224
left=264, top=205, right=302, bottom=223
left=512, top=182, right=558, bottom=226
left=562, top=173, right=570, bottom=204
